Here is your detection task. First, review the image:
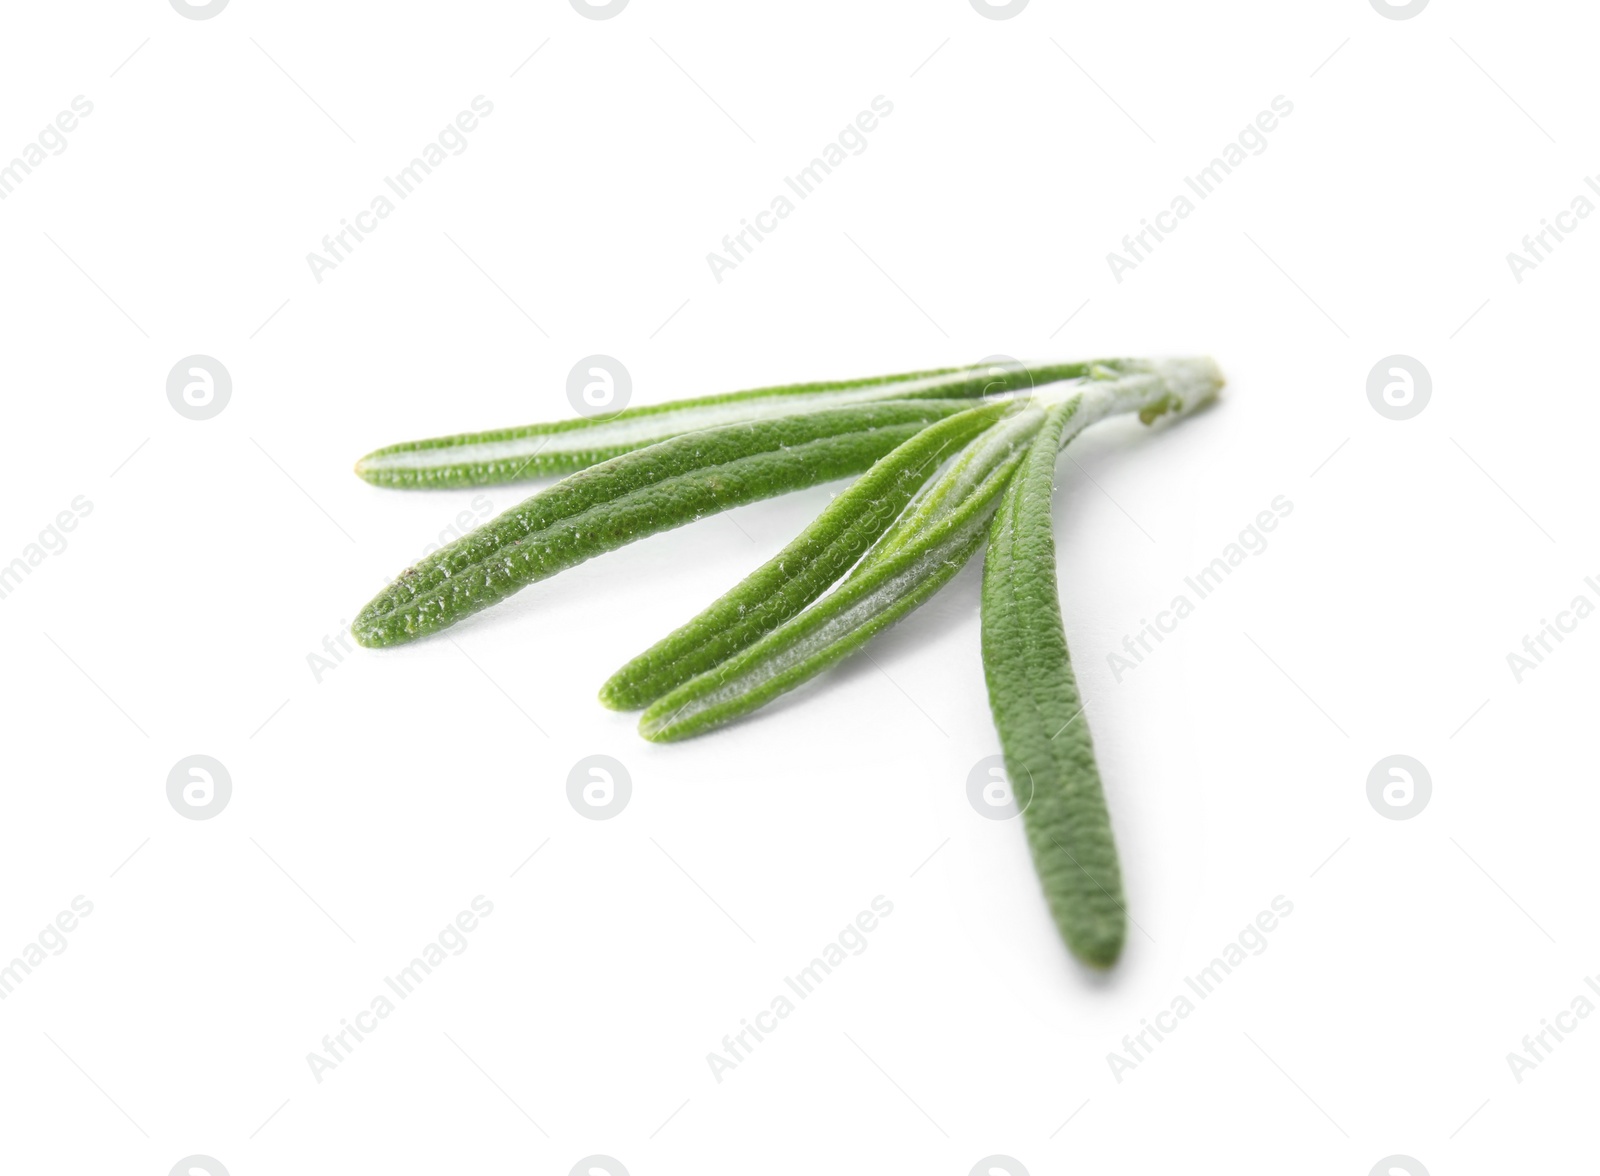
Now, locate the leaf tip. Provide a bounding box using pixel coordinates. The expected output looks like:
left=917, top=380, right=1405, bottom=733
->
left=637, top=694, right=695, bottom=741
left=1068, top=917, right=1127, bottom=970
left=353, top=452, right=384, bottom=485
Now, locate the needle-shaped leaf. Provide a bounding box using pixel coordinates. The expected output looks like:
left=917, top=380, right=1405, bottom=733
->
left=981, top=402, right=1124, bottom=968
left=637, top=404, right=1051, bottom=741
left=351, top=398, right=978, bottom=648
left=599, top=397, right=1023, bottom=711
left=354, top=359, right=1098, bottom=488
left=636, top=360, right=1222, bottom=743
left=980, top=359, right=1222, bottom=969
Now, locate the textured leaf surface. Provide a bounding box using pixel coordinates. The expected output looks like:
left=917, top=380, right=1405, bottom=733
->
left=600, top=399, right=1021, bottom=710
left=981, top=399, right=1126, bottom=968
left=354, top=360, right=1096, bottom=488
left=352, top=399, right=976, bottom=647
left=637, top=407, right=1048, bottom=741
left=977, top=358, right=1223, bottom=967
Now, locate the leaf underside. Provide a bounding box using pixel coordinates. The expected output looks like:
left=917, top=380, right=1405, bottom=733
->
left=981, top=401, right=1127, bottom=969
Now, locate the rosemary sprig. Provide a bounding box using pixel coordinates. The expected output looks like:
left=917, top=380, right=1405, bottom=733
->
left=351, top=357, right=1222, bottom=969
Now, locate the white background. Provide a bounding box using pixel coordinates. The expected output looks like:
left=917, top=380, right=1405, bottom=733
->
left=1, top=1, right=1595, bottom=1173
